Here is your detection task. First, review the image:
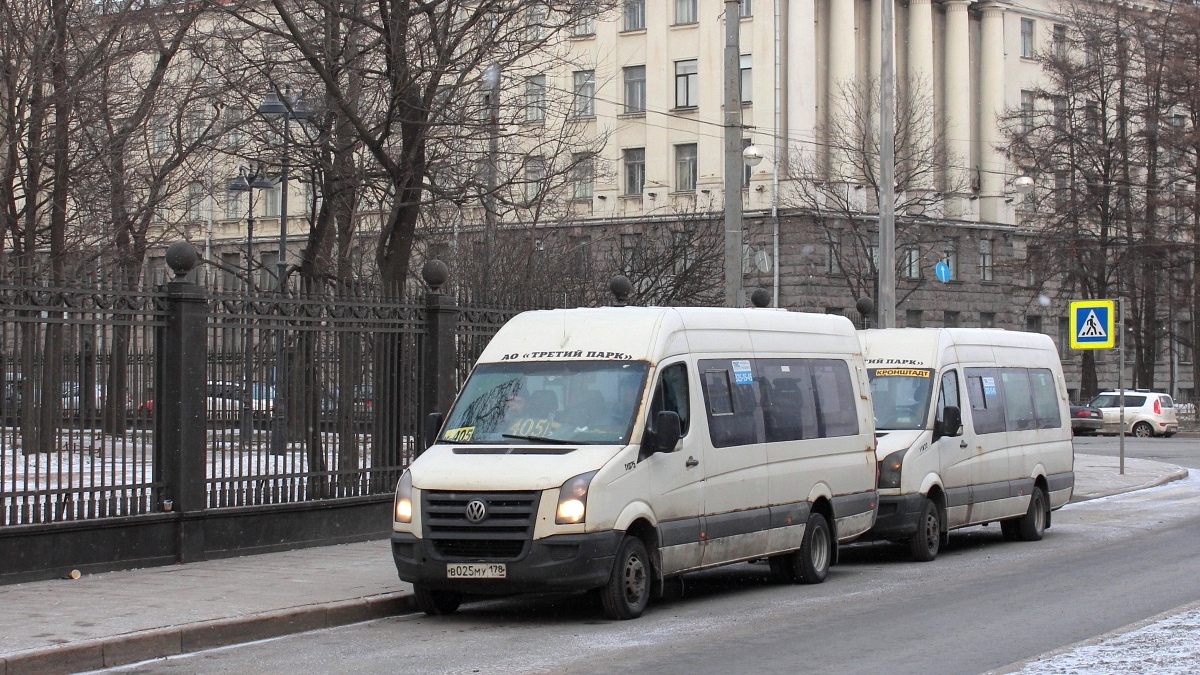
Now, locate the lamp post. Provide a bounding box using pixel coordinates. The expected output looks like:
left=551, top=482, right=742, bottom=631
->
left=257, top=86, right=311, bottom=455
left=257, top=86, right=312, bottom=291
left=227, top=166, right=273, bottom=445
left=482, top=64, right=500, bottom=286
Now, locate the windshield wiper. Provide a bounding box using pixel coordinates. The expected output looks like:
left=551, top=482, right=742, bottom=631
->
left=501, top=433, right=574, bottom=445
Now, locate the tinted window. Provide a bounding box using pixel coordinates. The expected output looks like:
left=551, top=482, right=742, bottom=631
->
left=966, top=367, right=1062, bottom=434
left=700, top=357, right=858, bottom=446
left=1029, top=369, right=1061, bottom=428
left=700, top=359, right=760, bottom=448
left=965, top=368, right=1007, bottom=434
left=650, top=363, right=691, bottom=436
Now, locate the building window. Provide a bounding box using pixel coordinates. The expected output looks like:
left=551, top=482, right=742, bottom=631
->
left=1052, top=24, right=1067, bottom=58
left=1026, top=315, right=1043, bottom=334
left=572, top=12, right=595, bottom=37
left=675, top=143, right=698, bottom=192
left=227, top=106, right=243, bottom=149
left=526, top=5, right=545, bottom=40
left=152, top=115, right=169, bottom=155
left=675, top=0, right=696, bottom=25
left=675, top=60, right=698, bottom=108
left=1180, top=321, right=1194, bottom=365
left=624, top=0, right=645, bottom=30
left=739, top=0, right=752, bottom=18
left=906, top=310, right=924, bottom=328
left=571, top=153, right=593, bottom=199
left=621, top=233, right=643, bottom=271
left=187, top=181, right=204, bottom=221
left=572, top=70, right=595, bottom=118
left=944, top=311, right=960, bottom=328
left=902, top=246, right=921, bottom=279
left=940, top=242, right=957, bottom=280
left=740, top=55, right=752, bottom=104
left=526, top=75, right=546, bottom=122
left=624, top=148, right=645, bottom=195
left=826, top=232, right=841, bottom=274
left=980, top=312, right=995, bottom=328
left=624, top=66, right=646, bottom=114
left=572, top=236, right=592, bottom=275
left=673, top=230, right=697, bottom=275
left=525, top=156, right=544, bottom=202
left=225, top=190, right=243, bottom=219
left=1021, top=90, right=1035, bottom=132
left=979, top=239, right=994, bottom=282
left=1021, top=18, right=1035, bottom=58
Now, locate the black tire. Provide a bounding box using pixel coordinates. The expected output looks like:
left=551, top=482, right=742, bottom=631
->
left=908, top=498, right=941, bottom=562
left=769, top=512, right=832, bottom=584
left=600, top=536, right=651, bottom=620
left=1132, top=422, right=1153, bottom=438
left=1016, top=488, right=1047, bottom=541
left=1000, top=518, right=1021, bottom=541
left=797, top=512, right=831, bottom=584
left=413, top=585, right=462, bottom=616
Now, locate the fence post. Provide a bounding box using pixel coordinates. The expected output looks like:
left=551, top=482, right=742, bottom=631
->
left=156, top=241, right=208, bottom=563
left=422, top=260, right=458, bottom=456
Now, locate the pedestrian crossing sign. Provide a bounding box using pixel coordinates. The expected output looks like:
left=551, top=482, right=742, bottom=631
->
left=1069, top=299, right=1115, bottom=350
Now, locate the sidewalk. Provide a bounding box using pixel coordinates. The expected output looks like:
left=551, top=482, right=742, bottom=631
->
left=0, top=453, right=1189, bottom=675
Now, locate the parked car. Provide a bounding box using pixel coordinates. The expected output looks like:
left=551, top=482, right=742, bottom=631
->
left=1087, top=390, right=1179, bottom=438
left=1069, top=404, right=1104, bottom=435
left=206, top=381, right=275, bottom=426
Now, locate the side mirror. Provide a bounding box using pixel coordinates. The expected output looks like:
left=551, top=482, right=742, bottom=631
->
left=938, top=405, right=962, bottom=438
left=423, top=412, right=444, bottom=451
left=648, top=411, right=682, bottom=455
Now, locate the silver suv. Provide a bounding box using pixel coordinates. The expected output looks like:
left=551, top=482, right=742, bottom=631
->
left=1087, top=390, right=1179, bottom=438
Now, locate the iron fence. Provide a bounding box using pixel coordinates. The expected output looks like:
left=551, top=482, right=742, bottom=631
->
left=1, top=280, right=164, bottom=526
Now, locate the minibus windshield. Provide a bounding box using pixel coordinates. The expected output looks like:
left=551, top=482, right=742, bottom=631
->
left=867, top=368, right=935, bottom=430
left=439, top=361, right=650, bottom=444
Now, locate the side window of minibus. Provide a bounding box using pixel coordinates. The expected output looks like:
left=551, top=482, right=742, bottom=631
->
left=936, top=370, right=960, bottom=433
left=650, top=363, right=690, bottom=436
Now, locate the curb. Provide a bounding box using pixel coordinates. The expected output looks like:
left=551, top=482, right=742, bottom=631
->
left=0, top=593, right=417, bottom=675
left=1069, top=467, right=1190, bottom=502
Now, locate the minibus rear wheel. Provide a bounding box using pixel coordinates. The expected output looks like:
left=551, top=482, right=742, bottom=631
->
left=768, top=512, right=831, bottom=584
left=1015, top=487, right=1047, bottom=541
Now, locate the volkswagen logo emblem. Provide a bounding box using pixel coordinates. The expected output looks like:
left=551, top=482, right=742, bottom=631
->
left=464, top=499, right=488, bottom=523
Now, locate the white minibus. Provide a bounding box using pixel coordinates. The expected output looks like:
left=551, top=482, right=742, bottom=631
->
left=392, top=306, right=879, bottom=619
left=857, top=328, right=1074, bottom=561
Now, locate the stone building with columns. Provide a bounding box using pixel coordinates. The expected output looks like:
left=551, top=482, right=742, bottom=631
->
left=458, top=0, right=1185, bottom=400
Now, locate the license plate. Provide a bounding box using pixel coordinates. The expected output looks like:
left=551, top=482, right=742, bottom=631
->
left=447, top=562, right=506, bottom=579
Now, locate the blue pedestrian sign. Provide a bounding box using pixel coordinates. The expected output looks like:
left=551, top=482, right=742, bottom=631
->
left=934, top=261, right=951, bottom=283
left=1069, top=299, right=1115, bottom=350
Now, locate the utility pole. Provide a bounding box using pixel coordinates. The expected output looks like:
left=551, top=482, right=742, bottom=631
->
left=878, top=0, right=896, bottom=328
left=723, top=0, right=743, bottom=307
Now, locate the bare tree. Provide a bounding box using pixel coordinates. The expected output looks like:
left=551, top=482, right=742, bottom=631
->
left=782, top=76, right=971, bottom=308
left=1001, top=0, right=1187, bottom=395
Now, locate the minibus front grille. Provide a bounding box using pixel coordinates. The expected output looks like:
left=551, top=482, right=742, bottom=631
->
left=423, top=490, right=539, bottom=560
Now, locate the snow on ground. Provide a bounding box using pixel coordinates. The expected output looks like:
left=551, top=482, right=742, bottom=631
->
left=1006, top=603, right=1200, bottom=674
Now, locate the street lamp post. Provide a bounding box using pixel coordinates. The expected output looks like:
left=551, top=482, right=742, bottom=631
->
left=257, top=86, right=311, bottom=455
left=227, top=166, right=273, bottom=446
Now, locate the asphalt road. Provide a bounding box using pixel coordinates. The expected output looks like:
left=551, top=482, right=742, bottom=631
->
left=1073, top=433, right=1200, bottom=470
left=102, top=437, right=1200, bottom=675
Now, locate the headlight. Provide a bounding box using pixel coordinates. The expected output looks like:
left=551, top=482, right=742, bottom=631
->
left=394, top=471, right=413, bottom=524
left=877, top=449, right=907, bottom=489
left=556, top=471, right=597, bottom=524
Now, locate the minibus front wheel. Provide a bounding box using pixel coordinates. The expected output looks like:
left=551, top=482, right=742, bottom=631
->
left=600, top=536, right=651, bottom=620
left=909, top=498, right=941, bottom=562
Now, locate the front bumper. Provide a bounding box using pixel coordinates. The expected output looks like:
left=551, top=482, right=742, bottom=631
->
left=859, top=493, right=927, bottom=541
left=391, top=530, right=623, bottom=595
